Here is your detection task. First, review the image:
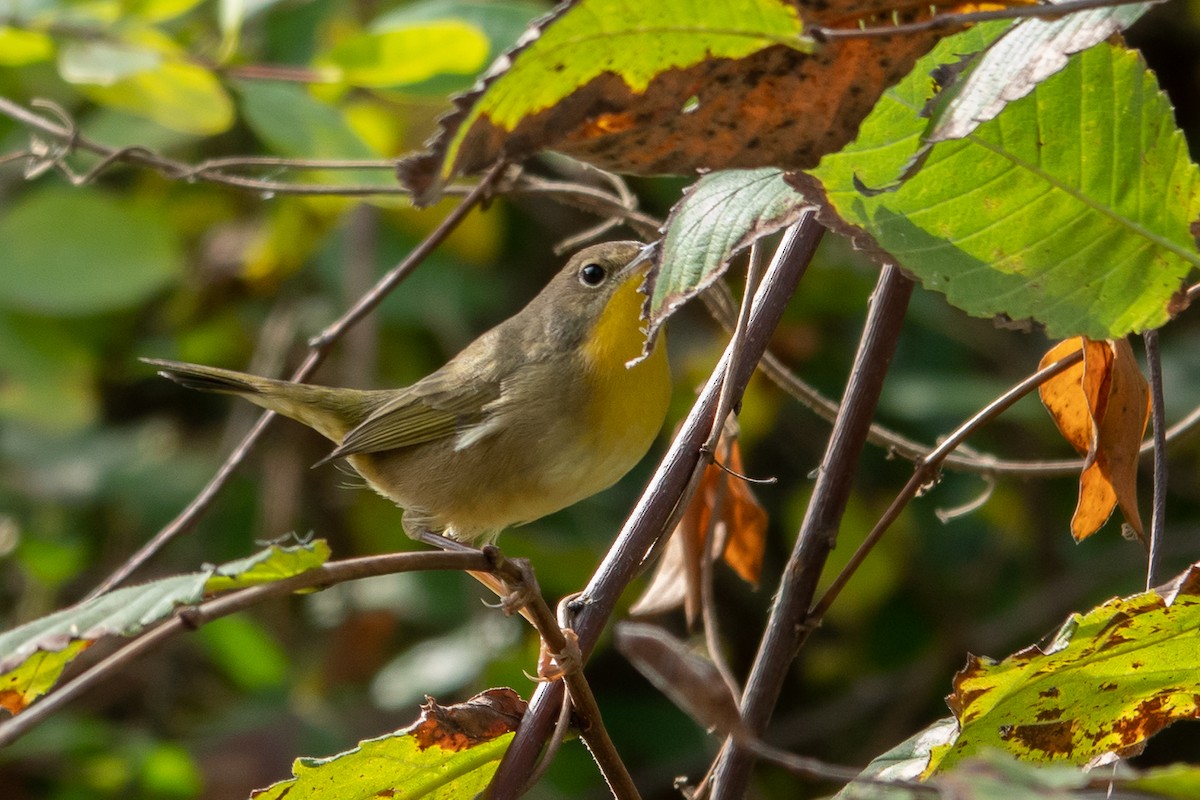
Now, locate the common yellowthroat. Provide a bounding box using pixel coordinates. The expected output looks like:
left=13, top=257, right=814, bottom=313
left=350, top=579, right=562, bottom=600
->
left=145, top=241, right=671, bottom=547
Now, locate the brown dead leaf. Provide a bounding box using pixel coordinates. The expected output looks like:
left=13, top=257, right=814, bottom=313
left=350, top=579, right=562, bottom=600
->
left=410, top=688, right=526, bottom=752
left=631, top=424, right=767, bottom=625
left=614, top=622, right=745, bottom=737
left=1038, top=337, right=1149, bottom=543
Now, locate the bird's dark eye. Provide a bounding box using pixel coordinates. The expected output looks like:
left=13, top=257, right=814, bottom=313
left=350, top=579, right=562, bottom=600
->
left=579, top=262, right=607, bottom=286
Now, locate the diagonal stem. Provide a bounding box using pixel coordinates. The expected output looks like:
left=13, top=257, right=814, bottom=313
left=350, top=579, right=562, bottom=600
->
left=710, top=264, right=914, bottom=799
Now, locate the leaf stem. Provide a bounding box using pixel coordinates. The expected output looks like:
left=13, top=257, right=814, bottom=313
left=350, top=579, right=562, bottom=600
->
left=1143, top=329, right=1167, bottom=589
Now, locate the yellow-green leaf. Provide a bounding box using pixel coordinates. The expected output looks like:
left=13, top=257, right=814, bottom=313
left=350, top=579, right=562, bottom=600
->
left=927, top=560, right=1200, bottom=774
left=0, top=26, right=53, bottom=65
left=251, top=689, right=525, bottom=800
left=82, top=59, right=234, bottom=134
left=316, top=21, right=490, bottom=87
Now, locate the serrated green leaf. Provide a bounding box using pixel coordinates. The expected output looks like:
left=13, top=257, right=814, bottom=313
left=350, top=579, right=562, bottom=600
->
left=650, top=168, right=808, bottom=331
left=316, top=20, right=490, bottom=87
left=251, top=688, right=524, bottom=800
left=0, top=542, right=329, bottom=712
left=0, top=188, right=182, bottom=315
left=0, top=26, right=54, bottom=65
left=805, top=35, right=1200, bottom=340
left=926, top=560, right=1200, bottom=774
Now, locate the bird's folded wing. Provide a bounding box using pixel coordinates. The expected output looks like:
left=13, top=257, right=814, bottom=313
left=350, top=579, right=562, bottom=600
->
left=322, top=372, right=500, bottom=460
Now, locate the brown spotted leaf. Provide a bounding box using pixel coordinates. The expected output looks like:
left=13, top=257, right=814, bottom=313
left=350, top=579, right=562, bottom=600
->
left=924, top=561, right=1200, bottom=775
left=630, top=424, right=766, bottom=625
left=251, top=688, right=525, bottom=799
left=399, top=0, right=1036, bottom=202
left=1038, top=337, right=1150, bottom=542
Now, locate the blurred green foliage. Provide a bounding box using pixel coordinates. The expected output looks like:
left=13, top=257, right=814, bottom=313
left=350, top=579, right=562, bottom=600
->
left=1, top=1, right=1199, bottom=798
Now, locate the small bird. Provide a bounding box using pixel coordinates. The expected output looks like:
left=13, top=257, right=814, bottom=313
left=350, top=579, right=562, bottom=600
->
left=146, top=241, right=671, bottom=548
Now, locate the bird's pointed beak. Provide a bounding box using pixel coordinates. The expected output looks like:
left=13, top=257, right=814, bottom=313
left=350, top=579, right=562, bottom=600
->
left=616, top=242, right=658, bottom=281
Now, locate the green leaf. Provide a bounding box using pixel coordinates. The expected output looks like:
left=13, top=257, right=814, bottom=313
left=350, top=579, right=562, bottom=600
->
left=835, top=718, right=958, bottom=799
left=250, top=689, right=525, bottom=800
left=926, top=560, right=1200, bottom=774
left=0, top=542, right=330, bottom=713
left=59, top=39, right=162, bottom=84
left=803, top=35, right=1200, bottom=340
left=650, top=167, right=808, bottom=332
left=236, top=80, right=376, bottom=158
left=316, top=20, right=490, bottom=87
left=70, top=29, right=233, bottom=135
left=81, top=59, right=234, bottom=135
left=370, top=0, right=545, bottom=96
left=1126, top=764, right=1200, bottom=800
left=125, top=0, right=207, bottom=23
left=0, top=188, right=183, bottom=316
left=0, top=312, right=99, bottom=433
left=0, top=26, right=54, bottom=65
left=197, top=617, right=288, bottom=691
left=205, top=539, right=332, bottom=592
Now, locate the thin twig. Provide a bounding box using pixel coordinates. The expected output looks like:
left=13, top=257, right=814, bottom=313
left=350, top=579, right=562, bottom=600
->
left=84, top=163, right=507, bottom=600
left=0, top=550, right=490, bottom=749
left=1143, top=330, right=1166, bottom=590
left=484, top=549, right=641, bottom=800
left=0, top=98, right=657, bottom=232
left=486, top=216, right=822, bottom=800
left=700, top=434, right=743, bottom=700
left=702, top=282, right=1200, bottom=476
left=810, top=0, right=1159, bottom=42
left=711, top=264, right=915, bottom=800
left=809, top=347, right=1085, bottom=623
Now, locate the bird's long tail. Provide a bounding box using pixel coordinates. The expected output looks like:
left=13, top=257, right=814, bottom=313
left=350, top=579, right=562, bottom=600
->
left=142, top=358, right=383, bottom=442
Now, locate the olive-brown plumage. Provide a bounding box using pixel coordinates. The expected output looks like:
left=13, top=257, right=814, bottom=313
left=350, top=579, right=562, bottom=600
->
left=146, top=241, right=671, bottom=545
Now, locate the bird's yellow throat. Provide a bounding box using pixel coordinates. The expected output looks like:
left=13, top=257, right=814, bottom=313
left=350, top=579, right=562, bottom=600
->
left=581, top=267, right=670, bottom=446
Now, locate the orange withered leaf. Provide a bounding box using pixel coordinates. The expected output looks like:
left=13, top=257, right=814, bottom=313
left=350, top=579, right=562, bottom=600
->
left=631, top=425, right=767, bottom=625
left=1038, top=337, right=1150, bottom=543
